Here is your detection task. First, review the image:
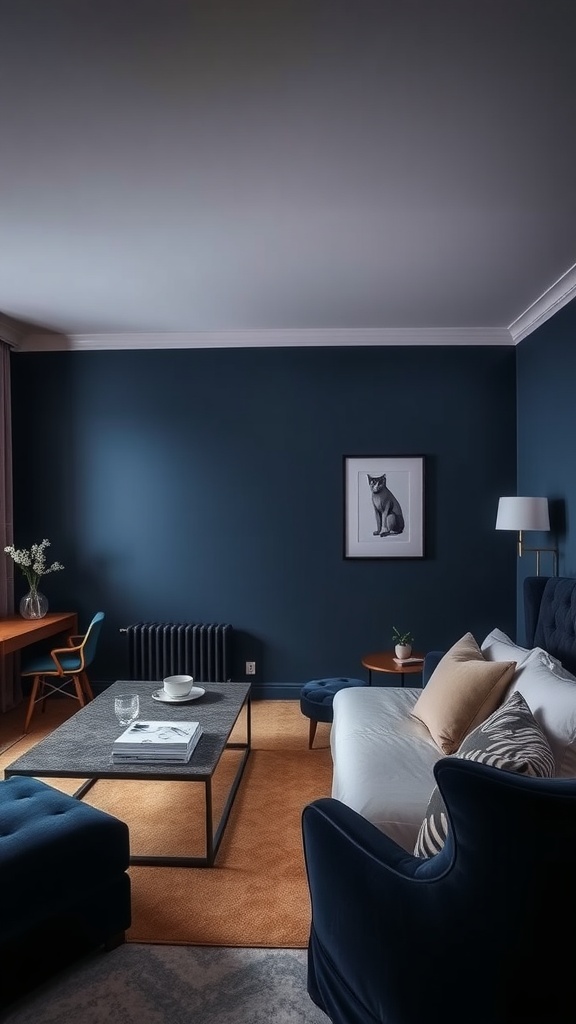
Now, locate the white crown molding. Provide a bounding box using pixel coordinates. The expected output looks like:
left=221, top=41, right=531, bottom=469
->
left=18, top=326, right=512, bottom=352
left=508, top=262, right=576, bottom=343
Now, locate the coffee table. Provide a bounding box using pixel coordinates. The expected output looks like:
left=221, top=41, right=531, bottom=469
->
left=4, top=679, right=251, bottom=868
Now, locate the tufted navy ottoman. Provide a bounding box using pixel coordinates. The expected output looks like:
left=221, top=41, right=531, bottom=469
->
left=0, top=775, right=131, bottom=1008
left=300, top=677, right=367, bottom=748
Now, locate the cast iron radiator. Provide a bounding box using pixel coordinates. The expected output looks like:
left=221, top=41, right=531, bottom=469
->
left=124, top=622, right=232, bottom=682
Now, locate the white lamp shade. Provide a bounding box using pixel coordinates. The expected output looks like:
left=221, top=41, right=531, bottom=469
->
left=495, top=496, right=550, bottom=532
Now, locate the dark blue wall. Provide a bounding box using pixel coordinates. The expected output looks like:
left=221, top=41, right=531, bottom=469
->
left=10, top=344, right=517, bottom=693
left=516, top=297, right=576, bottom=637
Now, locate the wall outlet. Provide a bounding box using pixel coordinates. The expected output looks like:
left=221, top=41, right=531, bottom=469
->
left=245, top=661, right=256, bottom=675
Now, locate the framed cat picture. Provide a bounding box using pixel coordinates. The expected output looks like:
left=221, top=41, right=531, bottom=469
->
left=343, top=455, right=425, bottom=559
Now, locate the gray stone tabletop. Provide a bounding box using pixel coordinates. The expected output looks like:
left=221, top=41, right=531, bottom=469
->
left=5, top=679, right=251, bottom=782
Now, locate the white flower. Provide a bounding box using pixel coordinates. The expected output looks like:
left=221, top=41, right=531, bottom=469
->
left=4, top=538, right=64, bottom=591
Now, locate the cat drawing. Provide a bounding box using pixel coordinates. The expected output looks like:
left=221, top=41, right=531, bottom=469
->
left=367, top=474, right=405, bottom=536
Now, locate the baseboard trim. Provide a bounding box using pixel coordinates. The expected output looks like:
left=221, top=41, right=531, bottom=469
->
left=249, top=683, right=302, bottom=700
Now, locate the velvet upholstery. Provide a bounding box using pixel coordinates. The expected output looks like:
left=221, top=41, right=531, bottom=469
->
left=300, top=677, right=367, bottom=724
left=524, top=576, right=576, bottom=676
left=422, top=650, right=443, bottom=684
left=303, top=578, right=576, bottom=1021
left=302, top=758, right=576, bottom=1024
left=0, top=776, right=131, bottom=1008
left=300, top=677, right=366, bottom=747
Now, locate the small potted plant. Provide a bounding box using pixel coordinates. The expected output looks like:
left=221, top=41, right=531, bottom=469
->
left=392, top=626, right=413, bottom=661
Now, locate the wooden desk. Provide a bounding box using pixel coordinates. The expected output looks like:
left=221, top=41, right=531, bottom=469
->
left=0, top=612, right=78, bottom=656
left=361, top=651, right=424, bottom=686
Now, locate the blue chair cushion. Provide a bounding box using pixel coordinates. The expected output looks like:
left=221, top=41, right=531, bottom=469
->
left=21, top=651, right=83, bottom=675
left=300, top=677, right=367, bottom=724
left=21, top=652, right=83, bottom=674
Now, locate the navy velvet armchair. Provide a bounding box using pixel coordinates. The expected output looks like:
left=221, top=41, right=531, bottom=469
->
left=302, top=757, right=576, bottom=1024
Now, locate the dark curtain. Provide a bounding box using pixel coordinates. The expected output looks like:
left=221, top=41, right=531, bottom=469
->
left=0, top=340, right=19, bottom=711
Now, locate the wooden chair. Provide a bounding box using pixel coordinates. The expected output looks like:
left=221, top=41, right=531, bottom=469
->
left=21, top=611, right=105, bottom=732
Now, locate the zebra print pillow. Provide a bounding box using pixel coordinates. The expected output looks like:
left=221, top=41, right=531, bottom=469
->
left=414, top=691, right=555, bottom=859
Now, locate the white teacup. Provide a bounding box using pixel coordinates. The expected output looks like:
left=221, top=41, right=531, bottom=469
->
left=163, top=674, right=193, bottom=698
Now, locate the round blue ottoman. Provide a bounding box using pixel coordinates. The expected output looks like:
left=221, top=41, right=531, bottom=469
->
left=300, top=677, right=367, bottom=748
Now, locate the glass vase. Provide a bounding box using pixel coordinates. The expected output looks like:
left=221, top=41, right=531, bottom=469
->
left=20, top=588, right=49, bottom=619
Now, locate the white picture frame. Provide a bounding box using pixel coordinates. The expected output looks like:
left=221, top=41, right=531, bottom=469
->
left=343, top=455, right=425, bottom=559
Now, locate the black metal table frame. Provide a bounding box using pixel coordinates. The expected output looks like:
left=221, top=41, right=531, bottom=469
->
left=5, top=691, right=251, bottom=869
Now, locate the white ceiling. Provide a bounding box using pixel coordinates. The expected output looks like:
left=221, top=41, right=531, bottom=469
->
left=1, top=0, right=576, bottom=351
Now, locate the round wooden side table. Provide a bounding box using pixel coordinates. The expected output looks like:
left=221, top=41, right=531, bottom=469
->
left=361, top=651, right=425, bottom=686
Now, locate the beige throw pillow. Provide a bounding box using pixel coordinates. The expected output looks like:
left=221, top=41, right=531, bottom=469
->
left=411, top=633, right=516, bottom=753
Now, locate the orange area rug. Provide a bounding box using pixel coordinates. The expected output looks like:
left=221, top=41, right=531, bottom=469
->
left=0, top=699, right=333, bottom=947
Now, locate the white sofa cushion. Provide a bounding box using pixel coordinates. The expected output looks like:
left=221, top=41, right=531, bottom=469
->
left=481, top=627, right=561, bottom=672
left=508, top=653, right=576, bottom=777
left=481, top=627, right=533, bottom=663
left=481, top=628, right=576, bottom=775
left=330, top=686, right=441, bottom=853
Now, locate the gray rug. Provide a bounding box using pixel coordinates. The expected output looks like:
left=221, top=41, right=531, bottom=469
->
left=4, top=944, right=328, bottom=1024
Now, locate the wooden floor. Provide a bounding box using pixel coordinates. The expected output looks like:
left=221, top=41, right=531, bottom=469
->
left=0, top=695, right=77, bottom=757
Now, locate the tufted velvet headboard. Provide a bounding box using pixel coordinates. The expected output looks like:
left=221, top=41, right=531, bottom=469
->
left=524, top=576, right=576, bottom=677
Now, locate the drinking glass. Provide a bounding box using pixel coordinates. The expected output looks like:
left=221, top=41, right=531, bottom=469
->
left=114, top=693, right=140, bottom=727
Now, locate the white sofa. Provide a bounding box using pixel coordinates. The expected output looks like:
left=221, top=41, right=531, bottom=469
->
left=331, top=622, right=576, bottom=853
left=330, top=686, right=439, bottom=852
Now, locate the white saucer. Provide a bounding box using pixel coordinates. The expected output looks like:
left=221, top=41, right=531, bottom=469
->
left=152, top=686, right=205, bottom=704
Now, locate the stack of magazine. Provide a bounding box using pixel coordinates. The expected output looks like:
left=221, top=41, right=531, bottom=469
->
left=112, top=720, right=202, bottom=764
